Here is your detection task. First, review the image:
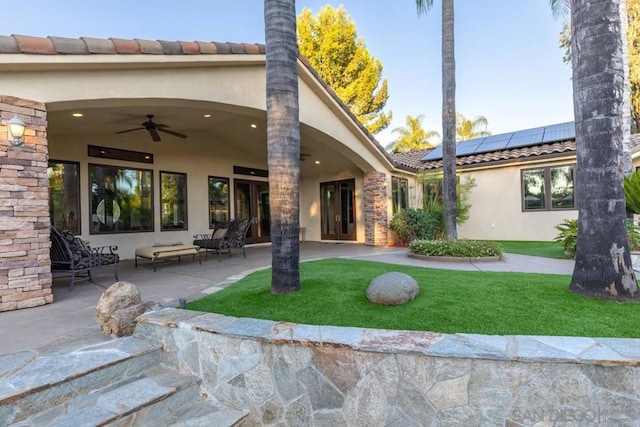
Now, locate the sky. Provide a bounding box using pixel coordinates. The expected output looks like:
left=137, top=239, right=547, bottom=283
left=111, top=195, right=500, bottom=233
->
left=1, top=1, right=573, bottom=147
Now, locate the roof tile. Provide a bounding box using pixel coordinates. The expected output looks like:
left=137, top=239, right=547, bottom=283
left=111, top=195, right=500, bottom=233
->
left=110, top=38, right=141, bottom=54
left=158, top=40, right=183, bottom=55
left=135, top=39, right=164, bottom=54
left=0, top=35, right=20, bottom=53
left=178, top=41, right=200, bottom=54
left=13, top=34, right=56, bottom=54
left=243, top=43, right=261, bottom=54
left=81, top=37, right=116, bottom=54
left=214, top=42, right=232, bottom=54
left=196, top=41, right=218, bottom=54
left=48, top=36, right=89, bottom=54
left=228, top=42, right=246, bottom=54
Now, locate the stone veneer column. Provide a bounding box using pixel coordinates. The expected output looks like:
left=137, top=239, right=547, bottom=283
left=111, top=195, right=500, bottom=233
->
left=0, top=96, right=52, bottom=311
left=364, top=171, right=388, bottom=246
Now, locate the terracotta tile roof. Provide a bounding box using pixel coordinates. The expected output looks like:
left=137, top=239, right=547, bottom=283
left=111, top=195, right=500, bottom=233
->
left=389, top=148, right=434, bottom=171
left=0, top=34, right=265, bottom=55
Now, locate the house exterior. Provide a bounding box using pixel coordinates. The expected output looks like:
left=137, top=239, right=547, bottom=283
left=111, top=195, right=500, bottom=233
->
left=392, top=123, right=640, bottom=242
left=0, top=34, right=416, bottom=311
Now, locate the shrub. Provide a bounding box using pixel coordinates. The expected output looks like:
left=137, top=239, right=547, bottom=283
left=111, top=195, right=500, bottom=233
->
left=420, top=172, right=476, bottom=238
left=389, top=208, right=440, bottom=245
left=554, top=218, right=640, bottom=256
left=409, top=239, right=503, bottom=258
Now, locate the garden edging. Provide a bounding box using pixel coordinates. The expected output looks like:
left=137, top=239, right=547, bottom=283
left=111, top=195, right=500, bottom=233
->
left=408, top=252, right=501, bottom=263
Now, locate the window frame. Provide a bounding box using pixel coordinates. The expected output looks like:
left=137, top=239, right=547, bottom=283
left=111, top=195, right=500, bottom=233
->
left=208, top=176, right=230, bottom=228
left=160, top=170, right=188, bottom=232
left=48, top=160, right=81, bottom=234
left=88, top=163, right=154, bottom=234
left=391, top=176, right=409, bottom=214
left=521, top=164, right=576, bottom=212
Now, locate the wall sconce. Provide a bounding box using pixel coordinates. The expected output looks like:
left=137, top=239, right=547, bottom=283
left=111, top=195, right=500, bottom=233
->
left=7, top=115, right=26, bottom=146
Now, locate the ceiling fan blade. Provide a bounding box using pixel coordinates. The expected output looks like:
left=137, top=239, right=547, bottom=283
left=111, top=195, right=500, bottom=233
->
left=149, top=129, right=161, bottom=142
left=158, top=128, right=187, bottom=139
left=116, top=127, right=145, bottom=134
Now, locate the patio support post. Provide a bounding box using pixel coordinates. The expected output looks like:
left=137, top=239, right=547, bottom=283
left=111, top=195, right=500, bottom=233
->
left=0, top=96, right=52, bottom=311
left=364, top=171, right=388, bottom=246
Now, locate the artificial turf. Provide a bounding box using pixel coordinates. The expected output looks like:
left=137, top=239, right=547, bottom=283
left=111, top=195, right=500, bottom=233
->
left=187, top=258, right=640, bottom=338
left=496, top=240, right=569, bottom=259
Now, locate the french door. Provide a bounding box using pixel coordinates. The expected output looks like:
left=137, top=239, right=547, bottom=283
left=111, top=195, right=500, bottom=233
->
left=234, top=179, right=270, bottom=244
left=320, top=179, right=356, bottom=241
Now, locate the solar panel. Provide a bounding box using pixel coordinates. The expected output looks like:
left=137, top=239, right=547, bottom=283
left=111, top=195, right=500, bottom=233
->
left=473, top=134, right=512, bottom=154
left=542, top=122, right=575, bottom=143
left=506, top=132, right=545, bottom=149
left=421, top=146, right=443, bottom=161
left=457, top=140, right=483, bottom=156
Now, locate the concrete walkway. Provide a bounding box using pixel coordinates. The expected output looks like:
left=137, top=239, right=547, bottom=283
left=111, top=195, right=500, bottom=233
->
left=0, top=242, right=574, bottom=355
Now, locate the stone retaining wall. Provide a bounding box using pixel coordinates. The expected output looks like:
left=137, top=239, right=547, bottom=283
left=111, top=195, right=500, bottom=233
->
left=0, top=96, right=52, bottom=311
left=135, top=309, right=640, bottom=425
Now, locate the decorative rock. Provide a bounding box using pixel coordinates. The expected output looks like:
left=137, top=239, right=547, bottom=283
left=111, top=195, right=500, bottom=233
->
left=105, top=301, right=156, bottom=337
left=366, top=272, right=419, bottom=306
left=96, top=281, right=155, bottom=336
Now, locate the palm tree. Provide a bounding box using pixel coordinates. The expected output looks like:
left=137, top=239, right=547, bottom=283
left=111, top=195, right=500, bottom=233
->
left=265, top=0, right=301, bottom=294
left=416, top=0, right=457, bottom=239
left=388, top=114, right=440, bottom=153
left=551, top=0, right=639, bottom=300
left=455, top=113, right=490, bottom=141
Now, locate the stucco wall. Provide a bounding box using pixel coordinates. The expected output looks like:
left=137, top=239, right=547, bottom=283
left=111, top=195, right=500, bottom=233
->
left=458, top=159, right=579, bottom=241
left=135, top=309, right=640, bottom=426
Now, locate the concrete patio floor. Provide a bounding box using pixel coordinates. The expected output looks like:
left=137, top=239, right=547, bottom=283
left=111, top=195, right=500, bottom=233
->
left=1, top=242, right=574, bottom=355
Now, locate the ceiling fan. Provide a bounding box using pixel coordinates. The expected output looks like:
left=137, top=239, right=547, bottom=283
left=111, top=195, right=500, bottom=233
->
left=116, top=114, right=187, bottom=142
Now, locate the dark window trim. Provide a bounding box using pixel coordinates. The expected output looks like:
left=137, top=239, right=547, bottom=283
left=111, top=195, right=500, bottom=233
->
left=88, top=163, right=155, bottom=234
left=208, top=176, right=230, bottom=229
left=160, top=170, right=188, bottom=232
left=48, top=159, right=81, bottom=235
left=521, top=163, right=576, bottom=212
left=88, top=145, right=154, bottom=164
left=391, top=176, right=409, bottom=214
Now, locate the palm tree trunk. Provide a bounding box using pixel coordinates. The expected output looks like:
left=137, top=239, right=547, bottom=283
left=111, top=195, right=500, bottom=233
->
left=265, top=0, right=301, bottom=294
left=570, top=0, right=639, bottom=300
left=441, top=0, right=457, bottom=239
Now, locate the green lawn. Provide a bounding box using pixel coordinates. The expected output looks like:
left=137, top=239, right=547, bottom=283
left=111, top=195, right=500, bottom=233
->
left=497, top=240, right=569, bottom=259
left=187, top=258, right=639, bottom=338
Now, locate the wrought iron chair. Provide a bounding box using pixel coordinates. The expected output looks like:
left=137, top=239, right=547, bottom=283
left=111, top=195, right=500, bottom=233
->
left=193, top=219, right=251, bottom=260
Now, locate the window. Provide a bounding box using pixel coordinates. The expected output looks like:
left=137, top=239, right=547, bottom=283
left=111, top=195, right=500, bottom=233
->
left=522, top=164, right=575, bottom=211
left=160, top=171, right=188, bottom=231
left=89, top=164, right=153, bottom=233
left=48, top=160, right=80, bottom=234
left=392, top=176, right=409, bottom=213
left=208, top=176, right=230, bottom=227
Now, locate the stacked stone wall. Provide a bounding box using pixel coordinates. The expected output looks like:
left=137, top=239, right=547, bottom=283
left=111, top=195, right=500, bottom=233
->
left=364, top=171, right=388, bottom=246
left=136, top=309, right=640, bottom=426
left=0, top=96, right=52, bottom=311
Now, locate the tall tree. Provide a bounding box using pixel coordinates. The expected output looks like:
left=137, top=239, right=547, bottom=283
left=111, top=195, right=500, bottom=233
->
left=265, top=0, right=300, bottom=294
left=416, top=0, right=457, bottom=239
left=558, top=0, right=640, bottom=131
left=388, top=114, right=440, bottom=153
left=297, top=5, right=392, bottom=134
left=551, top=0, right=639, bottom=300
left=455, top=113, right=491, bottom=141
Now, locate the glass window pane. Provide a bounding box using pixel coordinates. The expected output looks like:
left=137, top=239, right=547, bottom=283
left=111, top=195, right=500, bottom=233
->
left=161, top=171, right=187, bottom=231
left=89, top=164, right=153, bottom=233
left=208, top=176, right=229, bottom=226
left=48, top=161, right=80, bottom=234
left=523, top=169, right=545, bottom=210
left=399, top=178, right=408, bottom=211
left=551, top=165, right=575, bottom=209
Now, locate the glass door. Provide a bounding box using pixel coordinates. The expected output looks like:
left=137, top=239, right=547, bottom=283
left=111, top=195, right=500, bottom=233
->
left=320, top=179, right=356, bottom=241
left=235, top=179, right=271, bottom=244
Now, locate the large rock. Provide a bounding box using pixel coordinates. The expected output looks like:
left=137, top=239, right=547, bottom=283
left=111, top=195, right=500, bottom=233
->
left=366, top=272, right=419, bottom=306
left=96, top=281, right=154, bottom=336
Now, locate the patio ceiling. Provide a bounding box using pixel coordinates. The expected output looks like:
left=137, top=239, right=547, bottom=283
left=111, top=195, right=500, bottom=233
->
left=46, top=100, right=359, bottom=179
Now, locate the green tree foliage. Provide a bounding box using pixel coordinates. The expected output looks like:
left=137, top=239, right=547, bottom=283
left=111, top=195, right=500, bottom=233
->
left=387, top=114, right=440, bottom=153
left=297, top=5, right=392, bottom=134
left=420, top=172, right=476, bottom=239
left=455, top=113, right=491, bottom=141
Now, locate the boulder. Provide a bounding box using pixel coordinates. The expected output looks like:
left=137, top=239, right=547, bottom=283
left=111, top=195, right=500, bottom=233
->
left=96, top=281, right=155, bottom=336
left=366, top=272, right=419, bottom=306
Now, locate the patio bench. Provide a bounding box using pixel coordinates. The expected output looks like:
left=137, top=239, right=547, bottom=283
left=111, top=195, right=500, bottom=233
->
left=135, top=244, right=201, bottom=272
left=50, top=226, right=119, bottom=291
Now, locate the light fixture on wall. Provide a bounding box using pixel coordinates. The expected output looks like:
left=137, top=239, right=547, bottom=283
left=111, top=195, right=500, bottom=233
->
left=7, top=115, right=26, bottom=146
